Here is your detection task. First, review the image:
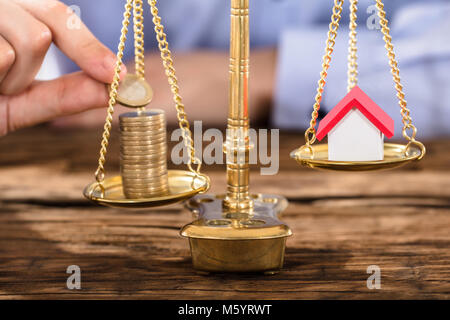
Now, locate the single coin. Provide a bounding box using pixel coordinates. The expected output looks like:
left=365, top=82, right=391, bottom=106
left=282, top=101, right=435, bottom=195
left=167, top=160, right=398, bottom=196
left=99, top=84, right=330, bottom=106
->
left=120, top=129, right=166, bottom=135
left=120, top=146, right=167, bottom=153
left=120, top=126, right=166, bottom=133
left=122, top=175, right=168, bottom=188
left=120, top=160, right=167, bottom=166
left=122, top=176, right=168, bottom=188
left=120, top=133, right=166, bottom=140
left=121, top=172, right=169, bottom=180
left=124, top=191, right=169, bottom=198
left=120, top=116, right=165, bottom=123
left=121, top=166, right=168, bottom=172
left=120, top=135, right=166, bottom=141
left=120, top=118, right=165, bottom=125
left=119, top=110, right=164, bottom=121
left=119, top=138, right=167, bottom=145
left=121, top=163, right=168, bottom=170
left=115, top=74, right=154, bottom=108
left=121, top=165, right=167, bottom=170
left=118, top=139, right=167, bottom=146
left=122, top=169, right=168, bottom=176
left=123, top=186, right=169, bottom=194
left=122, top=181, right=169, bottom=189
left=120, top=139, right=166, bottom=146
left=120, top=146, right=167, bottom=154
left=120, top=153, right=167, bottom=161
left=120, top=151, right=167, bottom=158
left=120, top=142, right=167, bottom=149
left=123, top=188, right=169, bottom=196
left=120, top=153, right=167, bottom=160
left=124, top=192, right=169, bottom=199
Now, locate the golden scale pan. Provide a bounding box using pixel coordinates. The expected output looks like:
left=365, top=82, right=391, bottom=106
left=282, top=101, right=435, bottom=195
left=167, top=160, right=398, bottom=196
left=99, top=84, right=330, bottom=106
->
left=291, top=143, right=423, bottom=172
left=83, top=0, right=425, bottom=273
left=83, top=0, right=209, bottom=209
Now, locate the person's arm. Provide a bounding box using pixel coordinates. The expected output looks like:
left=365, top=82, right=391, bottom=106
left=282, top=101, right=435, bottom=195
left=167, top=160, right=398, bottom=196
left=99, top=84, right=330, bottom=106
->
left=0, top=0, right=125, bottom=136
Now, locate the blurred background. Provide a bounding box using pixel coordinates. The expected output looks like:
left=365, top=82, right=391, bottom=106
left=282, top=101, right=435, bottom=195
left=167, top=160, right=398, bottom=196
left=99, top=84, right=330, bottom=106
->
left=32, top=0, right=449, bottom=139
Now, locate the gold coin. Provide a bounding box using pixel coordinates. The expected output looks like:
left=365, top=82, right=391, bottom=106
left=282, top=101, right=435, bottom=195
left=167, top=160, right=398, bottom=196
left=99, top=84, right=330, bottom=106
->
left=120, top=135, right=167, bottom=141
left=120, top=119, right=164, bottom=124
left=123, top=186, right=169, bottom=194
left=118, top=139, right=167, bottom=147
left=120, top=155, right=167, bottom=161
left=122, top=172, right=168, bottom=178
left=124, top=192, right=169, bottom=199
left=120, top=134, right=166, bottom=141
left=121, top=165, right=167, bottom=171
left=121, top=162, right=167, bottom=168
left=121, top=163, right=167, bottom=169
left=122, top=178, right=168, bottom=185
left=120, top=125, right=165, bottom=131
left=115, top=74, right=153, bottom=108
left=120, top=152, right=167, bottom=159
left=119, top=139, right=166, bottom=145
left=120, top=156, right=166, bottom=162
left=120, top=129, right=166, bottom=136
left=119, top=110, right=165, bottom=121
left=122, top=176, right=167, bottom=182
left=120, top=165, right=167, bottom=172
left=121, top=164, right=167, bottom=171
left=120, top=143, right=167, bottom=150
left=120, top=162, right=167, bottom=169
left=123, top=179, right=169, bottom=190
left=120, top=158, right=167, bottom=164
left=122, top=176, right=168, bottom=183
left=120, top=119, right=165, bottom=126
left=120, top=146, right=167, bottom=153
left=119, top=141, right=167, bottom=148
left=123, top=179, right=169, bottom=186
left=124, top=191, right=169, bottom=198
left=120, top=147, right=167, bottom=154
left=124, top=187, right=169, bottom=194
left=120, top=116, right=165, bottom=122
left=120, top=153, right=167, bottom=161
left=121, top=170, right=167, bottom=175
left=121, top=166, right=167, bottom=171
left=120, top=126, right=165, bottom=132
left=121, top=173, right=168, bottom=180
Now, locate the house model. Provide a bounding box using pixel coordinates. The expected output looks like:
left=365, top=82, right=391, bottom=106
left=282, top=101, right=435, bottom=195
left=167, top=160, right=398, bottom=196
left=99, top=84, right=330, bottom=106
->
left=316, top=86, right=394, bottom=161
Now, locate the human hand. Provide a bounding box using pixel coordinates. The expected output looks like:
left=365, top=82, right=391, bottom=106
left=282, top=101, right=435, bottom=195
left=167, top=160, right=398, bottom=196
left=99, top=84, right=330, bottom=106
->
left=0, top=0, right=126, bottom=136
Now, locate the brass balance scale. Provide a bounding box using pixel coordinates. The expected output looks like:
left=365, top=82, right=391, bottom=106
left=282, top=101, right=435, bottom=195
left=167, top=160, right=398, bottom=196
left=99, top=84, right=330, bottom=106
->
left=84, top=0, right=425, bottom=273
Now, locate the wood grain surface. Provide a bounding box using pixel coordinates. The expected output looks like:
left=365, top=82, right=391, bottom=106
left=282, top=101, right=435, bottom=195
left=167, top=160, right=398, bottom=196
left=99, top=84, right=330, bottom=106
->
left=0, top=127, right=449, bottom=299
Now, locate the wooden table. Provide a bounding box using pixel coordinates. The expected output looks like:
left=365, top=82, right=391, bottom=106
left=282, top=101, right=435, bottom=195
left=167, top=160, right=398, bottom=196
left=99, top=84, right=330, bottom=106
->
left=0, top=127, right=449, bottom=299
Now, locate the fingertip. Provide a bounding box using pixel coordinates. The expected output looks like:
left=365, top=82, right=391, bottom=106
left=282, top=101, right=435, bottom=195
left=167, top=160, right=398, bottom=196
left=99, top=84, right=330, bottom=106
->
left=102, top=54, right=128, bottom=83
left=120, top=64, right=128, bottom=81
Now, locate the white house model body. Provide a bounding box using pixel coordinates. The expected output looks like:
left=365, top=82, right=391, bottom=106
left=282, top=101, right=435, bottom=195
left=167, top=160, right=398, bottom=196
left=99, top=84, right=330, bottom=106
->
left=316, top=86, right=395, bottom=162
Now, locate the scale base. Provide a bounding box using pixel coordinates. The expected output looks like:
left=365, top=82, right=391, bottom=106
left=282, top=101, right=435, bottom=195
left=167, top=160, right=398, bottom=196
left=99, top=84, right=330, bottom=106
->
left=181, top=194, right=292, bottom=273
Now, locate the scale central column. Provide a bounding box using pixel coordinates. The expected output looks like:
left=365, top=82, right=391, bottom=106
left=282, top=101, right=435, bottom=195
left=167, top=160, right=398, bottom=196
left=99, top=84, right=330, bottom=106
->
left=223, top=0, right=253, bottom=213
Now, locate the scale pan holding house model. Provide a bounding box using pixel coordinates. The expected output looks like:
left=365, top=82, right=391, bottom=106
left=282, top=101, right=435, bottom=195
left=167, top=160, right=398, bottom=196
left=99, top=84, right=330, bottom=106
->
left=291, top=0, right=425, bottom=171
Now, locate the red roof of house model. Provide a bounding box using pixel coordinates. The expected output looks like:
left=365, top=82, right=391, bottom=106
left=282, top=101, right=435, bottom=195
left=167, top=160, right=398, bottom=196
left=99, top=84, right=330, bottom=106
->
left=316, top=86, right=394, bottom=141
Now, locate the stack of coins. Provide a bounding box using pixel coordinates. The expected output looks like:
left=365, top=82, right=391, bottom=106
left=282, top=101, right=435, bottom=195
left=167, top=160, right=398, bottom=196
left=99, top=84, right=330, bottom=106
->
left=119, top=110, right=169, bottom=199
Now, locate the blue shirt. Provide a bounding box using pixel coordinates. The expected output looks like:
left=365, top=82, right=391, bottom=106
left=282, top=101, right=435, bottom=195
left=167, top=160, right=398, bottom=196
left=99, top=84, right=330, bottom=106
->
left=57, top=0, right=450, bottom=138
